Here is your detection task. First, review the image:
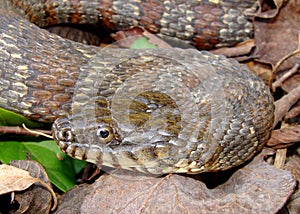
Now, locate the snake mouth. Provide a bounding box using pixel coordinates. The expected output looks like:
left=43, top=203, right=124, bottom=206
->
left=52, top=117, right=103, bottom=167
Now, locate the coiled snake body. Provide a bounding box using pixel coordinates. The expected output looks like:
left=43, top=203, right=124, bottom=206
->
left=0, top=0, right=274, bottom=174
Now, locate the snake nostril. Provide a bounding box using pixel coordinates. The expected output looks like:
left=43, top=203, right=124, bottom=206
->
left=59, top=128, right=74, bottom=142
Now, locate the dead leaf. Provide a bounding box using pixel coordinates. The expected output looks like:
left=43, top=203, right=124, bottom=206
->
left=274, top=83, right=300, bottom=125
left=283, top=155, right=300, bottom=213
left=267, top=126, right=300, bottom=148
left=210, top=39, right=255, bottom=59
left=54, top=184, right=91, bottom=214
left=273, top=64, right=300, bottom=91
left=286, top=190, right=300, bottom=214
left=254, top=0, right=300, bottom=70
left=0, top=164, right=42, bottom=195
left=14, top=186, right=53, bottom=214
left=249, top=61, right=273, bottom=85
left=285, top=155, right=300, bottom=182
left=255, top=0, right=284, bottom=18
left=11, top=160, right=56, bottom=213
left=0, top=161, right=57, bottom=213
left=286, top=101, right=300, bottom=120
left=281, top=73, right=300, bottom=93
left=55, top=152, right=296, bottom=214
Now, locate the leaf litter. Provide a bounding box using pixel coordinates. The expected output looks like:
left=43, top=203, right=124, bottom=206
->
left=54, top=152, right=295, bottom=214
left=0, top=161, right=57, bottom=212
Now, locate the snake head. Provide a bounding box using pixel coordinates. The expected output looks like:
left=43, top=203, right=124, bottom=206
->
left=51, top=113, right=190, bottom=174
left=52, top=116, right=122, bottom=168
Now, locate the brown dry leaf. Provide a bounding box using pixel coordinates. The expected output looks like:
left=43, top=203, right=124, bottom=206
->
left=285, top=155, right=300, bottom=183
left=0, top=161, right=57, bottom=213
left=54, top=184, right=92, bottom=214
left=286, top=191, right=300, bottom=214
left=255, top=0, right=284, bottom=18
left=210, top=39, right=255, bottom=59
left=283, top=155, right=300, bottom=213
left=286, top=100, right=300, bottom=120
left=10, top=160, right=52, bottom=184
left=281, top=74, right=300, bottom=93
left=254, top=0, right=300, bottom=70
left=55, top=152, right=296, bottom=214
left=273, top=64, right=300, bottom=92
left=274, top=83, right=300, bottom=125
left=249, top=61, right=273, bottom=85
left=268, top=126, right=300, bottom=147
left=10, top=160, right=55, bottom=213
left=0, top=164, right=42, bottom=195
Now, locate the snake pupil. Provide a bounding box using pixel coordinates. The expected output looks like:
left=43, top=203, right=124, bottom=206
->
left=100, top=130, right=109, bottom=138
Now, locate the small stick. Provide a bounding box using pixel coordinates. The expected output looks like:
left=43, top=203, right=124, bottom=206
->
left=272, top=63, right=300, bottom=90
left=0, top=126, right=52, bottom=138
left=22, top=124, right=53, bottom=139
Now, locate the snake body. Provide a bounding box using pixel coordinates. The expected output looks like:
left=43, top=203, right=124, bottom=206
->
left=0, top=0, right=275, bottom=174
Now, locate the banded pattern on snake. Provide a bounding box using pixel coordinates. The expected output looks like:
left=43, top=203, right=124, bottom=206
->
left=0, top=0, right=274, bottom=174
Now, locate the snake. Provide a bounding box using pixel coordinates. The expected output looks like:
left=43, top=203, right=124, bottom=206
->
left=0, top=0, right=275, bottom=174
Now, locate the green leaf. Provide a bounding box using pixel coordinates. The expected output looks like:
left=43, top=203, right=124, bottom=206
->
left=130, top=37, right=157, bottom=49
left=0, top=140, right=86, bottom=192
left=0, top=108, right=43, bottom=127
left=72, top=159, right=87, bottom=175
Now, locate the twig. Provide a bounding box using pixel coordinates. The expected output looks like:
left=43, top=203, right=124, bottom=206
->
left=272, top=63, right=300, bottom=90
left=0, top=125, right=52, bottom=138
left=273, top=122, right=288, bottom=169
left=211, top=39, right=254, bottom=58
left=274, top=148, right=287, bottom=169
left=22, top=124, right=53, bottom=139
left=270, top=32, right=300, bottom=89
left=274, top=80, right=300, bottom=126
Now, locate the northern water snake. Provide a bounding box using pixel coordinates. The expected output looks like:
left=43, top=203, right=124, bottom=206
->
left=0, top=0, right=275, bottom=174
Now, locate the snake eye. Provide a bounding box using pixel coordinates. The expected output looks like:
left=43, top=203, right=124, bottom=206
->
left=59, top=128, right=74, bottom=142
left=95, top=125, right=114, bottom=143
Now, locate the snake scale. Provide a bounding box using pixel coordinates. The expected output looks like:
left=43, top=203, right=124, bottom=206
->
left=0, top=0, right=274, bottom=174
